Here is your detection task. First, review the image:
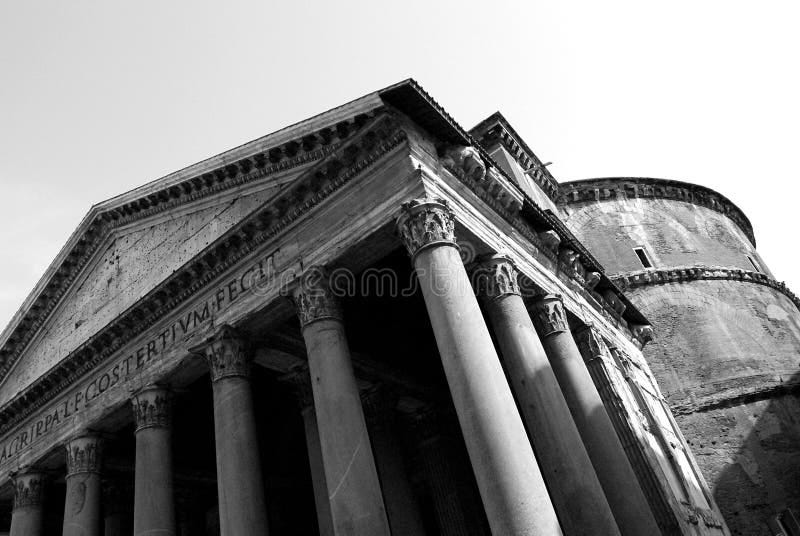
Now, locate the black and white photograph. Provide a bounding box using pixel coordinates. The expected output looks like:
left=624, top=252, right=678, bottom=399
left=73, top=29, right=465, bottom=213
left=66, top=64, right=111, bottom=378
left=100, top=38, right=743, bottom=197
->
left=0, top=2, right=797, bottom=535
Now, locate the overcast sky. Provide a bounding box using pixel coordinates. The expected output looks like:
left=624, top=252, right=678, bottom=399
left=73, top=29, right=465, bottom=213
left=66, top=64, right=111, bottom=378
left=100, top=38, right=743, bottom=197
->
left=1, top=1, right=797, bottom=329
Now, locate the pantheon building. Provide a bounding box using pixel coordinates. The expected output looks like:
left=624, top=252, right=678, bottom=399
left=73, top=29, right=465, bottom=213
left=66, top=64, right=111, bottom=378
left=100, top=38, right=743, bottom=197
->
left=0, top=79, right=797, bottom=536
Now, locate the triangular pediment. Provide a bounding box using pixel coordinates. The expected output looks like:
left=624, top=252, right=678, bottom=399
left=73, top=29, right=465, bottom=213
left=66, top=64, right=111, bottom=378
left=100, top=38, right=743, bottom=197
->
left=0, top=89, right=391, bottom=404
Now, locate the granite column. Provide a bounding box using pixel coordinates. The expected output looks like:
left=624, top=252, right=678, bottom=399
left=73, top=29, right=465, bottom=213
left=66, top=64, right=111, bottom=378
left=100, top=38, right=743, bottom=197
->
left=397, top=197, right=562, bottom=536
left=9, top=471, right=46, bottom=536
left=293, top=269, right=390, bottom=536
left=63, top=435, right=103, bottom=536
left=195, top=325, right=270, bottom=536
left=131, top=385, right=176, bottom=536
left=529, top=294, right=660, bottom=536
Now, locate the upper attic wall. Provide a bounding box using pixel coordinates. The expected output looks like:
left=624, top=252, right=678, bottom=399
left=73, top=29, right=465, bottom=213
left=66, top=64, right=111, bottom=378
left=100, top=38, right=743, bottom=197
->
left=559, top=178, right=766, bottom=276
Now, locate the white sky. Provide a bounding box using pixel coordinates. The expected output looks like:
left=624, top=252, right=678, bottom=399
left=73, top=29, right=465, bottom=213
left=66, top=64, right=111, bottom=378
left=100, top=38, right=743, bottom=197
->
left=0, top=1, right=797, bottom=329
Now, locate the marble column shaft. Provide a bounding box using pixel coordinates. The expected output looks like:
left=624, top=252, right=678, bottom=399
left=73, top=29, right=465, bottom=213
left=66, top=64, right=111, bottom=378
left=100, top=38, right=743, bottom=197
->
left=530, top=294, right=661, bottom=536
left=10, top=471, right=46, bottom=536
left=397, top=197, right=562, bottom=536
left=361, top=385, right=427, bottom=536
left=294, top=271, right=390, bottom=536
left=198, top=325, right=270, bottom=536
left=131, top=386, right=176, bottom=536
left=63, top=435, right=103, bottom=536
left=474, top=256, right=621, bottom=536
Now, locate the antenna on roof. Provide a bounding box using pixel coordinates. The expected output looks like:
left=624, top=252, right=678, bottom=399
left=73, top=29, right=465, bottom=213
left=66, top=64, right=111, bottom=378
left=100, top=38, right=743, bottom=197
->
left=524, top=162, right=552, bottom=174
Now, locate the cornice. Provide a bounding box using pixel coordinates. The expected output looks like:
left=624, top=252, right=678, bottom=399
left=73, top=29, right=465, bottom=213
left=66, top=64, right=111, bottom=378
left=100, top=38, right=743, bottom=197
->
left=558, top=177, right=756, bottom=247
left=469, top=112, right=560, bottom=201
left=0, top=112, right=407, bottom=436
left=0, top=109, right=382, bottom=388
left=612, top=265, right=800, bottom=312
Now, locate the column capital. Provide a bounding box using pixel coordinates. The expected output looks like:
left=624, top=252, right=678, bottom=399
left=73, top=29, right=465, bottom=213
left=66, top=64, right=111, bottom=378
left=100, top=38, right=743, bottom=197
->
left=293, top=267, right=343, bottom=328
left=574, top=325, right=612, bottom=363
left=396, top=197, right=457, bottom=259
left=12, top=471, right=46, bottom=510
left=194, top=325, right=251, bottom=382
left=65, top=435, right=103, bottom=476
left=131, top=386, right=172, bottom=432
left=529, top=294, right=569, bottom=337
left=473, top=254, right=521, bottom=302
left=281, top=364, right=314, bottom=410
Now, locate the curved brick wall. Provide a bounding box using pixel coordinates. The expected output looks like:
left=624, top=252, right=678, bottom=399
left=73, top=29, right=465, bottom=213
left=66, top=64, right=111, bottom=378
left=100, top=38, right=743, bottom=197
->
left=560, top=177, right=800, bottom=535
left=561, top=192, right=768, bottom=277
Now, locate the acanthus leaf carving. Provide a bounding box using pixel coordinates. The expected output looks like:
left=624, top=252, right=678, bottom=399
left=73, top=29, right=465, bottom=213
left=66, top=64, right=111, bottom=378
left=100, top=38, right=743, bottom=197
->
left=396, top=197, right=457, bottom=259
left=529, top=294, right=569, bottom=337
left=131, top=386, right=172, bottom=432
left=473, top=255, right=521, bottom=301
left=195, top=324, right=250, bottom=382
left=293, top=267, right=343, bottom=328
left=65, top=435, right=103, bottom=475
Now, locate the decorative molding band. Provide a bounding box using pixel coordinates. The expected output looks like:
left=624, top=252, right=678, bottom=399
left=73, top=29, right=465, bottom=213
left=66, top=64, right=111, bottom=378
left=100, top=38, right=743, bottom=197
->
left=194, top=325, right=251, bottom=382
left=0, top=110, right=380, bottom=386
left=573, top=325, right=609, bottom=363
left=612, top=265, right=800, bottom=313
left=473, top=255, right=521, bottom=302
left=12, top=471, right=45, bottom=510
left=558, top=177, right=755, bottom=247
left=529, top=294, right=569, bottom=338
left=0, top=113, right=407, bottom=436
left=397, top=197, right=458, bottom=259
left=293, top=268, right=344, bottom=328
left=131, top=386, right=172, bottom=432
left=65, top=435, right=103, bottom=475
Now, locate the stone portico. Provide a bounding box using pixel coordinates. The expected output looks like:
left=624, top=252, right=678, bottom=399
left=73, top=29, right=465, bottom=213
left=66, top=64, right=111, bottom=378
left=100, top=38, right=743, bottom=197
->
left=0, top=80, right=730, bottom=535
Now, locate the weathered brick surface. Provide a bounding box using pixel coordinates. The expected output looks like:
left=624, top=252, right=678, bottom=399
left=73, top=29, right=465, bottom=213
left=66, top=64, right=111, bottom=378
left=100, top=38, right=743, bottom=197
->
left=563, top=198, right=769, bottom=276
left=678, top=396, right=800, bottom=536
left=564, top=192, right=800, bottom=535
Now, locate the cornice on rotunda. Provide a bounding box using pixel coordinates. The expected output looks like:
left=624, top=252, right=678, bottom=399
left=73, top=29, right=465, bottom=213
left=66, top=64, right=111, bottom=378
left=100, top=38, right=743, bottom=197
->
left=558, top=177, right=756, bottom=247
left=612, top=265, right=800, bottom=313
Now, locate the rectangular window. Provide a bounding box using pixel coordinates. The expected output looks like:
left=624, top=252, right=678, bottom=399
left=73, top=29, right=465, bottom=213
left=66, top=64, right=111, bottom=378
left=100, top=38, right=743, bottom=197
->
left=633, top=247, right=653, bottom=269
left=747, top=255, right=762, bottom=273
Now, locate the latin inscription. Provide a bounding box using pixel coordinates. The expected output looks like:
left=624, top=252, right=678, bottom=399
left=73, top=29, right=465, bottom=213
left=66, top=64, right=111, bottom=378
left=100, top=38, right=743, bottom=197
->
left=0, top=250, right=280, bottom=467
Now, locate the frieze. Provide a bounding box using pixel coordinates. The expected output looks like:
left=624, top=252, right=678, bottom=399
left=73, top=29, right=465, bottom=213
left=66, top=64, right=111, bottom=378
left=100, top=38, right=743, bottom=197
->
left=194, top=325, right=251, bottom=382
left=12, top=471, right=45, bottom=509
left=293, top=268, right=344, bottom=328
left=0, top=112, right=407, bottom=439
left=396, top=197, right=457, bottom=259
left=529, top=294, right=569, bottom=337
left=612, top=265, right=800, bottom=313
left=0, top=248, right=279, bottom=463
left=473, top=255, right=521, bottom=301
left=0, top=109, right=385, bottom=387
left=65, top=435, right=103, bottom=475
left=559, top=177, right=756, bottom=246
left=131, top=386, right=172, bottom=431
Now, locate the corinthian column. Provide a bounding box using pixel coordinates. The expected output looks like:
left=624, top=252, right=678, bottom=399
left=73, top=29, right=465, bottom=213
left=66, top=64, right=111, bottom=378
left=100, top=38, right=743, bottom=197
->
left=529, top=295, right=660, bottom=536
left=397, top=197, right=562, bottom=536
left=473, top=255, right=621, bottom=536
left=293, top=270, right=390, bottom=536
left=63, top=435, right=104, bottom=536
left=195, top=325, right=270, bottom=536
left=9, top=471, right=46, bottom=536
left=131, top=385, right=176, bottom=536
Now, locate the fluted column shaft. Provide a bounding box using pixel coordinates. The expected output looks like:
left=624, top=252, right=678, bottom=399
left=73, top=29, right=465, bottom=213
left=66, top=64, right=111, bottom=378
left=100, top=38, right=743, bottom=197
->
left=196, top=325, right=269, bottom=536
left=63, top=435, right=104, bottom=536
left=474, top=256, right=620, bottom=536
left=361, top=386, right=426, bottom=536
left=397, top=197, right=562, bottom=536
left=10, top=472, right=46, bottom=536
left=131, top=386, right=176, bottom=536
left=293, top=270, right=390, bottom=536
left=530, top=294, right=661, bottom=536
